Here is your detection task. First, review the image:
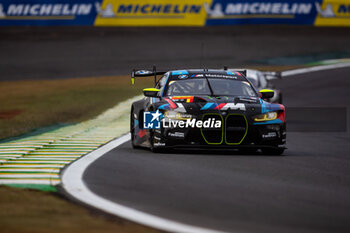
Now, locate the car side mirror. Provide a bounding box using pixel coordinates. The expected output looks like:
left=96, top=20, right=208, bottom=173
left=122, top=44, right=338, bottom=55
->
left=143, top=88, right=160, bottom=98
left=259, top=89, right=274, bottom=99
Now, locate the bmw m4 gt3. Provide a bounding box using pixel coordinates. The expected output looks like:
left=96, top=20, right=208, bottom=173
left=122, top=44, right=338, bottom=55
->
left=130, top=68, right=286, bottom=155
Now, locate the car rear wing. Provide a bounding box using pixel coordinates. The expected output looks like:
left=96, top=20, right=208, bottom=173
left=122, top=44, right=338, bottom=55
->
left=262, top=71, right=282, bottom=80
left=131, top=66, right=166, bottom=85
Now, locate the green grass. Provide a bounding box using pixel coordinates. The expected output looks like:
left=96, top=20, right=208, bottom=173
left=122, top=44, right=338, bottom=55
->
left=0, top=76, right=153, bottom=141
left=0, top=186, right=162, bottom=233
left=0, top=76, right=160, bottom=233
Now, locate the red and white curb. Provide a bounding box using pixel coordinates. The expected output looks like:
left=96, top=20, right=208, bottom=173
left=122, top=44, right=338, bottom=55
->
left=0, top=96, right=140, bottom=186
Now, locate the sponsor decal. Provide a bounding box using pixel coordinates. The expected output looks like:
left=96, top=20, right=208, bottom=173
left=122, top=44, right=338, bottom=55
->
left=135, top=70, right=153, bottom=75
left=315, top=0, right=350, bottom=26
left=168, top=132, right=185, bottom=138
left=153, top=142, right=165, bottom=146
left=220, top=103, right=246, bottom=111
left=262, top=132, right=277, bottom=138
left=163, top=118, right=222, bottom=129
left=143, top=110, right=162, bottom=129
left=205, top=74, right=237, bottom=79
left=205, top=0, right=320, bottom=26
left=143, top=110, right=222, bottom=129
left=94, top=0, right=210, bottom=26
left=0, top=0, right=97, bottom=25
left=206, top=2, right=313, bottom=17
left=190, top=74, right=204, bottom=78
left=200, top=103, right=246, bottom=111
left=0, top=3, right=92, bottom=17
left=172, top=70, right=189, bottom=75
left=178, top=74, right=188, bottom=79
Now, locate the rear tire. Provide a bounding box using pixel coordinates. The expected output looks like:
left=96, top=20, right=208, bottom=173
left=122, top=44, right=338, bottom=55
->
left=261, top=147, right=285, bottom=155
left=130, top=107, right=140, bottom=149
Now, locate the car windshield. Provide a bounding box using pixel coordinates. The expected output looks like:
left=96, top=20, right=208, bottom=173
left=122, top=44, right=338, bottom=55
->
left=166, top=78, right=257, bottom=97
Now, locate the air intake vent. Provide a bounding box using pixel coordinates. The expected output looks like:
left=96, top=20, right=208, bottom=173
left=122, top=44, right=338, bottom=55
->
left=225, top=114, right=248, bottom=144
left=201, top=114, right=223, bottom=144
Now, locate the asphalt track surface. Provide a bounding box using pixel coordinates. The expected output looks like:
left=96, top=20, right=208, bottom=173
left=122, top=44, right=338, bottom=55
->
left=2, top=26, right=350, bottom=81
left=84, top=67, right=350, bottom=233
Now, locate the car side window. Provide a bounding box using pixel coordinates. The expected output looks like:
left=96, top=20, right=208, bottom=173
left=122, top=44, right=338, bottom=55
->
left=155, top=73, right=169, bottom=96
left=155, top=80, right=161, bottom=89
left=158, top=73, right=168, bottom=88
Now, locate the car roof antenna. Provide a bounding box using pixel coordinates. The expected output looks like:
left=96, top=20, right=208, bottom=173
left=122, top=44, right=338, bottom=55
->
left=199, top=41, right=204, bottom=69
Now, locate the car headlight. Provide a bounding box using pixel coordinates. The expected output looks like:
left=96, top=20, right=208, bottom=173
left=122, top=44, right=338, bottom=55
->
left=253, top=112, right=277, bottom=122
left=164, top=111, right=192, bottom=120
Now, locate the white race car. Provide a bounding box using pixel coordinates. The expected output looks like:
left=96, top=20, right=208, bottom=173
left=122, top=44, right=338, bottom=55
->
left=229, top=69, right=282, bottom=103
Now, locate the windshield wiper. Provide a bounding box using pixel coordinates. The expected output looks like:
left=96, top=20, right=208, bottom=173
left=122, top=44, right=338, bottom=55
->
left=204, top=76, right=215, bottom=97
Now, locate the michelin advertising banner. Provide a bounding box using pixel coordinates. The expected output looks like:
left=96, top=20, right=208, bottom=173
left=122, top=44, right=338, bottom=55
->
left=0, top=0, right=98, bottom=25
left=0, top=0, right=349, bottom=26
left=95, top=0, right=208, bottom=26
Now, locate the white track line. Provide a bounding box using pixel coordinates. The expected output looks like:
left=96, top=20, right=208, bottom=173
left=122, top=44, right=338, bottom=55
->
left=281, top=62, right=350, bottom=77
left=6, top=161, right=70, bottom=164
left=3, top=165, right=65, bottom=168
left=0, top=155, right=22, bottom=157
left=0, top=174, right=59, bottom=178
left=18, top=158, right=76, bottom=161
left=26, top=156, right=81, bottom=159
left=0, top=151, right=28, bottom=154
left=0, top=169, right=60, bottom=172
left=0, top=148, right=36, bottom=151
left=30, top=152, right=84, bottom=154
left=0, top=179, right=60, bottom=185
left=62, top=134, right=226, bottom=233
left=62, top=63, right=350, bottom=233
left=0, top=146, right=43, bottom=148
